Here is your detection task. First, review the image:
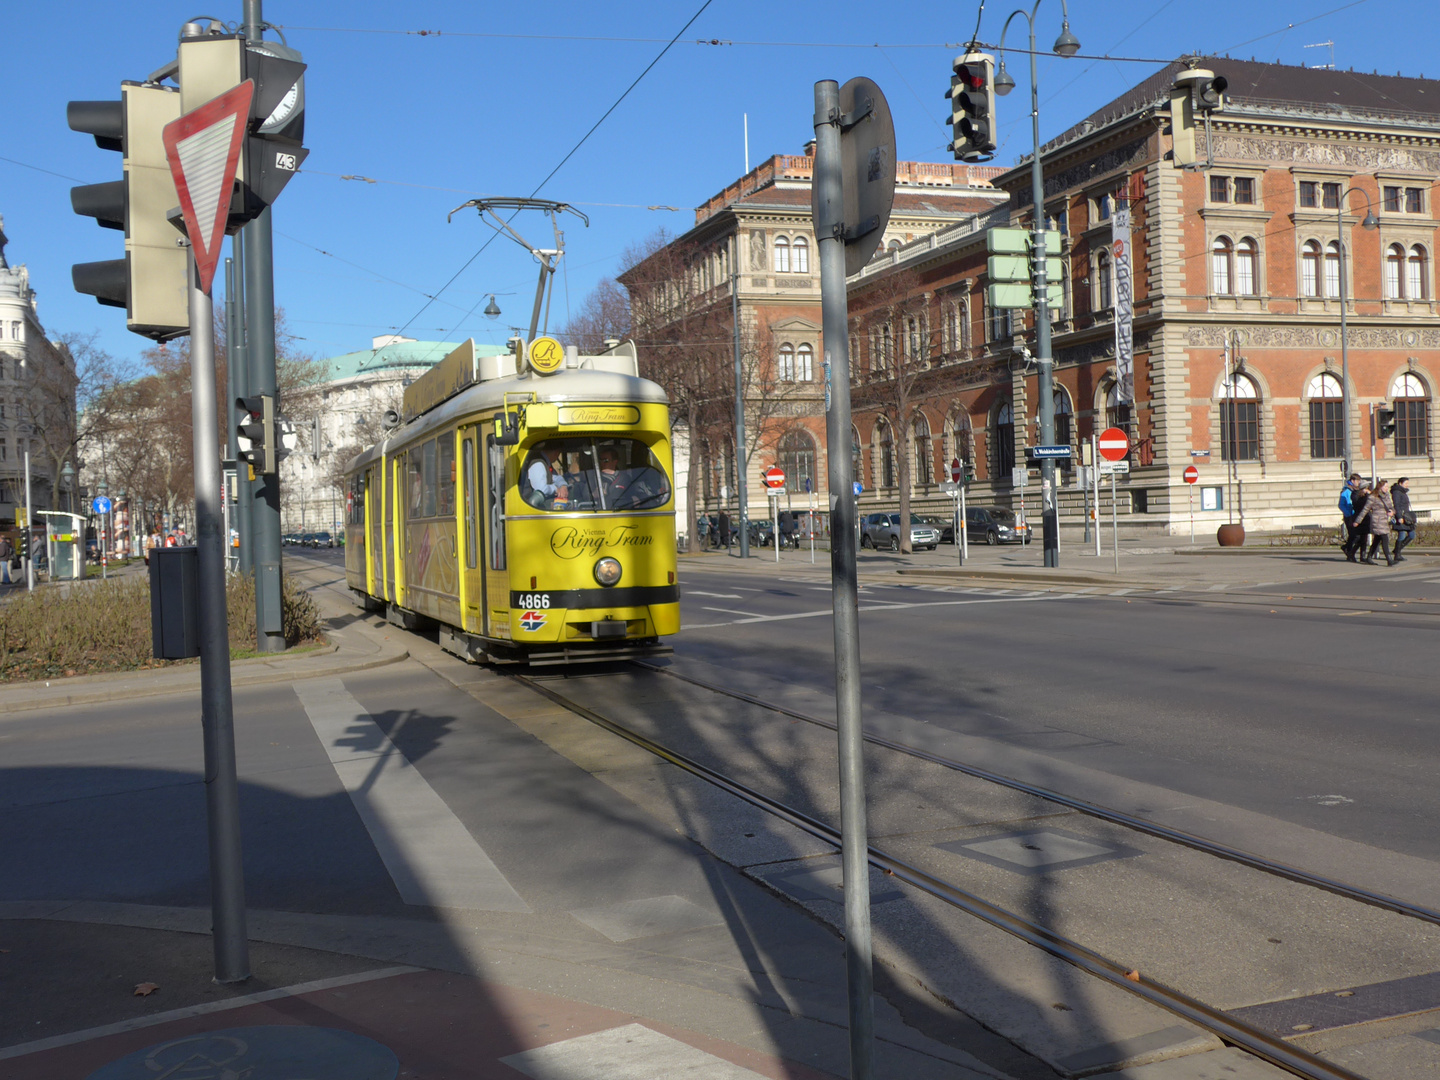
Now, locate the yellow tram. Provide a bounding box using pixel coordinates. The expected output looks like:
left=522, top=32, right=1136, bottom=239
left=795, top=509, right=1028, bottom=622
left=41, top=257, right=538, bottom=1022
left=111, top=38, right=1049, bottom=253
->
left=342, top=337, right=679, bottom=664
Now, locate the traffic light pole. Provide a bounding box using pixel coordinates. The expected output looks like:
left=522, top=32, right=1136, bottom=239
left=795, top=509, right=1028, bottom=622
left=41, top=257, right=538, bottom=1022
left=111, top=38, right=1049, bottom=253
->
left=244, top=0, right=285, bottom=651
left=231, top=236, right=255, bottom=575
left=187, top=254, right=251, bottom=984
left=1025, top=13, right=1059, bottom=568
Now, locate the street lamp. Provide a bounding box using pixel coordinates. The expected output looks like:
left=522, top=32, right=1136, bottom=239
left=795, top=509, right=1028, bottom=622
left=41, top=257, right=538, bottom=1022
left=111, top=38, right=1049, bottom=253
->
left=484, top=295, right=501, bottom=320
left=993, top=0, right=1079, bottom=568
left=60, top=462, right=74, bottom=513
left=1337, top=187, right=1380, bottom=480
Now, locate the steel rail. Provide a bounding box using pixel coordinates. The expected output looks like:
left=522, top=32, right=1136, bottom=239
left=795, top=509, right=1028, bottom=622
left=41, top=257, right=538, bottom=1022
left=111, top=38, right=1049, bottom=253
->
left=513, top=671, right=1366, bottom=1080
left=636, top=660, right=1440, bottom=929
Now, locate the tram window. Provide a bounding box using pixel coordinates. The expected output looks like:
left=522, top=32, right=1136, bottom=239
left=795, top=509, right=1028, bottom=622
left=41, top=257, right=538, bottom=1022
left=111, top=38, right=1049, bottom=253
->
left=408, top=450, right=424, bottom=516
left=438, top=436, right=456, bottom=517
left=463, top=438, right=477, bottom=569
left=488, top=436, right=506, bottom=570
left=422, top=439, right=438, bottom=517
left=519, top=437, right=671, bottom=512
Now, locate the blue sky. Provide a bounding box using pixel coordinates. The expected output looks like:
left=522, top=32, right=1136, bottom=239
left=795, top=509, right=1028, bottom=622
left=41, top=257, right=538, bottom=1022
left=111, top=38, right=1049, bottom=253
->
left=2, top=0, right=1430, bottom=370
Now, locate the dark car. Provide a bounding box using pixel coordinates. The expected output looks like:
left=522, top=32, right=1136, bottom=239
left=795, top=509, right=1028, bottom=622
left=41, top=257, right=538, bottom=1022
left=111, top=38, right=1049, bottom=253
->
left=747, top=519, right=775, bottom=547
left=964, top=506, right=1031, bottom=545
left=920, top=516, right=955, bottom=544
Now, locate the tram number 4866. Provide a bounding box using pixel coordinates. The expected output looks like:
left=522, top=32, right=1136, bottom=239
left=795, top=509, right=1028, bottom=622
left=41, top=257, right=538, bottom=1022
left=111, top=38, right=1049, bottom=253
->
left=517, top=593, right=552, bottom=609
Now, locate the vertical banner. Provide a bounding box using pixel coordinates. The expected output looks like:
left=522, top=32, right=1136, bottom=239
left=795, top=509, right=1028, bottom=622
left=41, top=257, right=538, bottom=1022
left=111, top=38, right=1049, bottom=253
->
left=1112, top=205, right=1134, bottom=405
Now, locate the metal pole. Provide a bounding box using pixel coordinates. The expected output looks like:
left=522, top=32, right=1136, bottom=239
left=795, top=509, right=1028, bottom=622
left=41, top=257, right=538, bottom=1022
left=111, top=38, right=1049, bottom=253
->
left=1189, top=484, right=1195, bottom=544
left=773, top=494, right=780, bottom=563
left=1111, top=471, right=1119, bottom=574
left=814, top=78, right=874, bottom=1080
left=224, top=255, right=240, bottom=573
left=243, top=0, right=284, bottom=651
left=960, top=481, right=969, bottom=561
left=1337, top=201, right=1351, bottom=481
left=1369, top=404, right=1377, bottom=484
left=233, top=232, right=254, bottom=575
left=731, top=259, right=750, bottom=558
left=1092, top=435, right=1101, bottom=557
left=1026, top=16, right=1058, bottom=568
left=23, top=450, right=33, bottom=591
left=188, top=254, right=251, bottom=984
left=810, top=488, right=816, bottom=564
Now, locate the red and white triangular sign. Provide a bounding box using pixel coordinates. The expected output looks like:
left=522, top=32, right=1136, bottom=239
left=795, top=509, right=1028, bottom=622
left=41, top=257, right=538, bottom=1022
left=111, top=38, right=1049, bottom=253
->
left=163, top=80, right=254, bottom=295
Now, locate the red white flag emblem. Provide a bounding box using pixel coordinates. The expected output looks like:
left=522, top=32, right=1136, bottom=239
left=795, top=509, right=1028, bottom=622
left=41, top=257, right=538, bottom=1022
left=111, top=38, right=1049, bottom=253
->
left=163, top=80, right=254, bottom=295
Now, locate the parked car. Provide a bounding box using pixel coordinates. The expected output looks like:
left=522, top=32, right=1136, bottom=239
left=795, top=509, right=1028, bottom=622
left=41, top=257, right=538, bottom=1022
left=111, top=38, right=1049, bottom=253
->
left=746, top=518, right=775, bottom=547
left=860, top=512, right=942, bottom=551
left=920, top=515, right=955, bottom=544
left=964, top=506, right=1030, bottom=545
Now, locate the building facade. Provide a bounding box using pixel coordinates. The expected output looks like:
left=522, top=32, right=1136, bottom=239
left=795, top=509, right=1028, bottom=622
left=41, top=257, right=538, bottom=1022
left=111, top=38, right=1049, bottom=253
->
left=0, top=215, right=75, bottom=526
left=618, top=148, right=1006, bottom=532
left=846, top=58, right=1440, bottom=534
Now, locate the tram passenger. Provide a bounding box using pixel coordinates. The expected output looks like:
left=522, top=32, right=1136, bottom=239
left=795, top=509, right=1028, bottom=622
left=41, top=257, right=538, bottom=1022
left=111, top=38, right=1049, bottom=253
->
left=523, top=445, right=570, bottom=509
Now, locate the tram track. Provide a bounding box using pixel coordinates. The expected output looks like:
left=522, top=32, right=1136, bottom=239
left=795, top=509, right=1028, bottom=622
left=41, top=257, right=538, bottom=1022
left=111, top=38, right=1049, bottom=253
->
left=512, top=667, right=1367, bottom=1080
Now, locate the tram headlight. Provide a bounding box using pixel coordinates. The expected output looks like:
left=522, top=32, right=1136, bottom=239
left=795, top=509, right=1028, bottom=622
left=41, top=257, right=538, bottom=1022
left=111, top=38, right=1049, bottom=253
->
left=593, top=557, right=622, bottom=587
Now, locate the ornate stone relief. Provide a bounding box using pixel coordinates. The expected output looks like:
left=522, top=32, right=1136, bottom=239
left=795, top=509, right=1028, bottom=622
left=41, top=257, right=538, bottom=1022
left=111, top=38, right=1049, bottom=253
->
left=1185, top=325, right=1440, bottom=348
left=1013, top=136, right=1151, bottom=206
left=749, top=229, right=767, bottom=270
left=1208, top=134, right=1440, bottom=174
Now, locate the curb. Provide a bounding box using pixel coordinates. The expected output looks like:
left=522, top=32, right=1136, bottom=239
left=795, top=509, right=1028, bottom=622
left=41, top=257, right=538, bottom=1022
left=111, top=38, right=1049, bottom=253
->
left=0, top=644, right=410, bottom=717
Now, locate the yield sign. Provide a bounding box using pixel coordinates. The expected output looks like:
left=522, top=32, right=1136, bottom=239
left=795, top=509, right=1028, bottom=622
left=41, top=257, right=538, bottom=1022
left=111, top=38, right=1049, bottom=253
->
left=163, top=80, right=254, bottom=295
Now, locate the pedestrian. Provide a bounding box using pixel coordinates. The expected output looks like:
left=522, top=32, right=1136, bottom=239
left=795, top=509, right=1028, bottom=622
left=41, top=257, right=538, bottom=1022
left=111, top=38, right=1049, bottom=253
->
left=696, top=513, right=710, bottom=550
left=1355, top=479, right=1395, bottom=566
left=1339, top=472, right=1363, bottom=561
left=718, top=510, right=732, bottom=549
left=1391, top=476, right=1416, bottom=562
left=778, top=509, right=796, bottom=549
left=0, top=535, right=12, bottom=585
left=1344, top=480, right=1371, bottom=563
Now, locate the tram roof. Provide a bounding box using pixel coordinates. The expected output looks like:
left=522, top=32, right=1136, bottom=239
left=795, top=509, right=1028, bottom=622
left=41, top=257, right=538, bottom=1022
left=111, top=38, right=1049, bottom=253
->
left=344, top=364, right=669, bottom=475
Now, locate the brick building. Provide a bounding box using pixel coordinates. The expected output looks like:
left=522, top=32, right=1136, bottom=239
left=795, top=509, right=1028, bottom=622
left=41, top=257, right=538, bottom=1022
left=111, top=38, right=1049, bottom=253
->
left=618, top=148, right=1006, bottom=531
left=847, top=58, right=1440, bottom=534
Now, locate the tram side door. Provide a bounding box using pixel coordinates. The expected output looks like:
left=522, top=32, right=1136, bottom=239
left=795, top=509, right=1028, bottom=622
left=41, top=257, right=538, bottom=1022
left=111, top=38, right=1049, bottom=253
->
left=381, top=457, right=395, bottom=600
left=365, top=464, right=382, bottom=596
left=481, top=426, right=511, bottom=639
left=459, top=427, right=485, bottom=634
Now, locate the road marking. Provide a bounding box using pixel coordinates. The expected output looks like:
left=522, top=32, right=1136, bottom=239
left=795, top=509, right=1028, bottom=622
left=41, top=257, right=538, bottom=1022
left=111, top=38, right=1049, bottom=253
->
left=702, top=606, right=762, bottom=617
left=294, top=678, right=529, bottom=912
left=501, top=1023, right=769, bottom=1079
left=685, top=591, right=743, bottom=598
left=686, top=592, right=1070, bottom=628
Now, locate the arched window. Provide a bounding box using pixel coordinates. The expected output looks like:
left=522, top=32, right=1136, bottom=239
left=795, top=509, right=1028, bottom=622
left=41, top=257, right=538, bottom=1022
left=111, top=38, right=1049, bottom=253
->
left=878, top=422, right=896, bottom=488
left=948, top=410, right=973, bottom=469
left=880, top=323, right=893, bottom=372
left=852, top=424, right=864, bottom=488
left=1302, top=240, right=1322, bottom=298
left=778, top=343, right=795, bottom=381
left=887, top=238, right=902, bottom=253
left=1408, top=245, right=1429, bottom=300
left=1218, top=374, right=1260, bottom=461
left=792, top=236, right=809, bottom=274
left=1236, top=237, right=1258, bottom=295
left=774, top=236, right=790, bottom=274
left=778, top=430, right=817, bottom=493
left=1386, top=244, right=1405, bottom=298
left=1053, top=390, right=1073, bottom=447
left=1211, top=236, right=1233, bottom=294
left=1306, top=372, right=1344, bottom=459
left=1391, top=372, right=1430, bottom=456
left=906, top=316, right=921, bottom=362
left=1096, top=250, right=1113, bottom=310
left=796, top=343, right=814, bottom=381
left=1105, top=383, right=1131, bottom=431
left=995, top=402, right=1016, bottom=477
left=943, top=302, right=960, bottom=354
left=912, top=415, right=933, bottom=486
left=1324, top=241, right=1341, bottom=298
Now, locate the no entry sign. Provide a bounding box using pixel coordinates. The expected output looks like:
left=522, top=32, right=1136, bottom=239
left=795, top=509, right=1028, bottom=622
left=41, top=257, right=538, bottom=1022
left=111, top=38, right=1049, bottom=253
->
left=951, top=457, right=962, bottom=483
left=1098, top=427, right=1129, bottom=462
left=1183, top=465, right=1200, bottom=484
left=763, top=466, right=786, bottom=490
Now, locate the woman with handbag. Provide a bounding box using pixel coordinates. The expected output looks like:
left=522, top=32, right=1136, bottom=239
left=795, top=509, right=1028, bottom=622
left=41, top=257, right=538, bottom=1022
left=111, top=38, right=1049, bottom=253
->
left=1391, top=477, right=1416, bottom=562
left=1354, top=479, right=1395, bottom=566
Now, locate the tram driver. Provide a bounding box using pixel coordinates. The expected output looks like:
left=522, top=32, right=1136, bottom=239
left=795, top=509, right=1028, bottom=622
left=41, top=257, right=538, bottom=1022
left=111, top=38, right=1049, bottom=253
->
left=523, top=445, right=570, bottom=509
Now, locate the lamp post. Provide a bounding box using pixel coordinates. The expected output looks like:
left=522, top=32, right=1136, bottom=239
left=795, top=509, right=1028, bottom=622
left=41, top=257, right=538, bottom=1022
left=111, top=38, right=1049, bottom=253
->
left=994, top=0, right=1079, bottom=568
left=1337, top=187, right=1379, bottom=481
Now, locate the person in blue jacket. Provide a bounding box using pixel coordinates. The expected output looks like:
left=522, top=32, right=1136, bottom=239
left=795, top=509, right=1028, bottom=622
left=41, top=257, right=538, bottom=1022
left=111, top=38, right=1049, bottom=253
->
left=1339, top=472, right=1363, bottom=561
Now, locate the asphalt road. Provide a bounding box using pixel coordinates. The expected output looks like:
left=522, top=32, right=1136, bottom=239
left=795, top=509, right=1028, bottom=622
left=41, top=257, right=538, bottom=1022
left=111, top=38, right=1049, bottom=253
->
left=672, top=558, right=1440, bottom=867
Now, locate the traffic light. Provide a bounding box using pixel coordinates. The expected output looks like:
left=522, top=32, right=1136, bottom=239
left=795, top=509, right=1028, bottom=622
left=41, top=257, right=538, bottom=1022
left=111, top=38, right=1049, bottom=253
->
left=947, top=53, right=995, bottom=162
left=1191, top=72, right=1228, bottom=113
left=1377, top=406, right=1397, bottom=440
left=236, top=395, right=276, bottom=476
left=68, top=83, right=189, bottom=340
left=177, top=30, right=308, bottom=229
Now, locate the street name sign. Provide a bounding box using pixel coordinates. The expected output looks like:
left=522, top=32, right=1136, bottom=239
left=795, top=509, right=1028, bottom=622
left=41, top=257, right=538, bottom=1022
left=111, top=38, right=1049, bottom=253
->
left=1028, top=445, right=1072, bottom=459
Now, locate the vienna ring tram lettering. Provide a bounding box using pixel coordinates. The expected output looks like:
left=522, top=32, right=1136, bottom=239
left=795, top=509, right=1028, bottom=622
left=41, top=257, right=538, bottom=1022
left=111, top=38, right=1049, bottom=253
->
left=342, top=339, right=679, bottom=666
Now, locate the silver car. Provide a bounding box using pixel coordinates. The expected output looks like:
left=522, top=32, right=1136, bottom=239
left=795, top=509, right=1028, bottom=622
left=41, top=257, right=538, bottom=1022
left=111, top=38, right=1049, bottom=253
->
left=860, top=512, right=942, bottom=551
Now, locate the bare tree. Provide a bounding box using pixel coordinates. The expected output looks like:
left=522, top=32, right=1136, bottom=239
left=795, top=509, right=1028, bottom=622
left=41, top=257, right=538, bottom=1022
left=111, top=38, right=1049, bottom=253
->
left=850, top=268, right=935, bottom=553
left=561, top=277, right=631, bottom=354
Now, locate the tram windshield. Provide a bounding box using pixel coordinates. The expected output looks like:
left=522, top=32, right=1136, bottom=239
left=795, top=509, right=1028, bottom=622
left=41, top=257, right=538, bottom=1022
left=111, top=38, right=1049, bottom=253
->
left=519, top=437, right=671, bottom=512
